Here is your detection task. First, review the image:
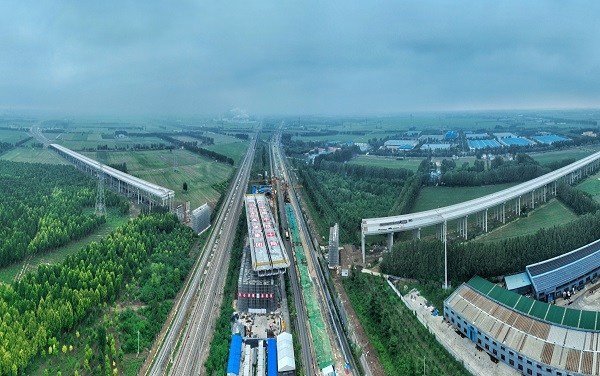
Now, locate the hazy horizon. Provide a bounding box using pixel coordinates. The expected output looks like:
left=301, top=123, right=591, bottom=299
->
left=2, top=1, right=600, bottom=117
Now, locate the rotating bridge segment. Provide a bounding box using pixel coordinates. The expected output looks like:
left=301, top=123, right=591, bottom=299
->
left=363, top=150, right=600, bottom=236
left=49, top=143, right=175, bottom=208
left=255, top=194, right=290, bottom=274
left=245, top=194, right=272, bottom=276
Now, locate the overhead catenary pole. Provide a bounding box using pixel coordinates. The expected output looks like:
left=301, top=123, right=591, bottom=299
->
left=443, top=220, right=448, bottom=290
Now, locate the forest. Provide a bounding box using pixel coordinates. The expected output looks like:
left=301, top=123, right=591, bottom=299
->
left=297, top=167, right=405, bottom=244
left=1, top=213, right=195, bottom=375
left=381, top=210, right=600, bottom=282
left=0, top=161, right=128, bottom=267
left=343, top=272, right=469, bottom=376
left=439, top=154, right=551, bottom=186
left=556, top=182, right=600, bottom=215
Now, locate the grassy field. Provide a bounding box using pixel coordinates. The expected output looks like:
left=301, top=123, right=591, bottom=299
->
left=0, top=147, right=70, bottom=164
left=576, top=171, right=600, bottom=202
left=530, top=145, right=600, bottom=165
left=475, top=199, right=578, bottom=243
left=0, top=208, right=129, bottom=284
left=0, top=129, right=31, bottom=143
left=82, top=149, right=234, bottom=208
left=204, top=142, right=248, bottom=165
left=348, top=155, right=424, bottom=170
left=412, top=183, right=516, bottom=212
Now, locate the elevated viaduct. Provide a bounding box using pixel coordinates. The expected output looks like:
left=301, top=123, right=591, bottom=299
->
left=50, top=143, right=175, bottom=209
left=362, top=150, right=600, bottom=288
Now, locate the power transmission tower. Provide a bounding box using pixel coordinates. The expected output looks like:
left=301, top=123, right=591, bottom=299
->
left=95, top=166, right=107, bottom=217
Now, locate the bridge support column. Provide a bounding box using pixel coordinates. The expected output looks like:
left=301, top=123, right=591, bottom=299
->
left=413, top=228, right=421, bottom=240
left=484, top=209, right=488, bottom=232
left=502, top=203, right=506, bottom=224
left=437, top=223, right=444, bottom=241
left=387, top=232, right=394, bottom=251
left=361, top=233, right=365, bottom=265
left=543, top=185, right=547, bottom=202
left=531, top=190, right=535, bottom=209
left=464, top=216, right=468, bottom=240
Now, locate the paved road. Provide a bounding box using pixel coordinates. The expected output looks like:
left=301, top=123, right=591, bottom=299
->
left=29, top=123, right=50, bottom=146
left=144, top=136, right=256, bottom=376
left=270, top=135, right=316, bottom=376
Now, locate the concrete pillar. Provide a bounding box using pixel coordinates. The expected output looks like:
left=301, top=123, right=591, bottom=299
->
left=484, top=208, right=488, bottom=232
left=531, top=190, right=535, bottom=209
left=361, top=234, right=366, bottom=265
left=387, top=232, right=394, bottom=251
left=502, top=203, right=506, bottom=224
left=518, top=196, right=521, bottom=216
left=464, top=216, right=468, bottom=240
left=544, top=185, right=547, bottom=202
left=413, top=228, right=421, bottom=240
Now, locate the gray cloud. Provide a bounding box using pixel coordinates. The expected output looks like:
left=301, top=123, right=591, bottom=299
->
left=1, top=1, right=600, bottom=116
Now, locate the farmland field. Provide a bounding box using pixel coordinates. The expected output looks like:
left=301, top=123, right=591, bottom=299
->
left=530, top=145, right=600, bottom=165
left=576, top=171, right=600, bottom=203
left=81, top=149, right=234, bottom=208
left=204, top=142, right=248, bottom=165
left=0, top=147, right=70, bottom=164
left=412, top=183, right=516, bottom=212
left=475, top=199, right=578, bottom=242
left=0, top=129, right=31, bottom=143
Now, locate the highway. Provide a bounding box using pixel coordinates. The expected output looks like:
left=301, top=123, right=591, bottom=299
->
left=270, top=136, right=316, bottom=376
left=144, top=136, right=256, bottom=376
left=272, top=132, right=359, bottom=375
left=363, top=150, right=600, bottom=235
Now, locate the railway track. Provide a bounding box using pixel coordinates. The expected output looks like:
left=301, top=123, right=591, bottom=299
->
left=144, top=136, right=256, bottom=376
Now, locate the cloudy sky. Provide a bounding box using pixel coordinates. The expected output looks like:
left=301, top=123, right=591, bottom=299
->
left=1, top=1, right=600, bottom=116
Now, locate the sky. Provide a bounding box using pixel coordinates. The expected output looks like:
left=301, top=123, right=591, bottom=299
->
left=1, top=1, right=600, bottom=116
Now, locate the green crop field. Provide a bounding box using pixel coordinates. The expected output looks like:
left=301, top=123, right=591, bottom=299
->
left=530, top=146, right=600, bottom=165
left=577, top=171, right=600, bottom=203
left=204, top=142, right=248, bottom=165
left=412, top=183, right=516, bottom=212
left=348, top=155, right=424, bottom=170
left=475, top=199, right=577, bottom=242
left=0, top=129, right=31, bottom=143
left=81, top=149, right=234, bottom=208
left=0, top=208, right=129, bottom=284
left=0, top=147, right=70, bottom=164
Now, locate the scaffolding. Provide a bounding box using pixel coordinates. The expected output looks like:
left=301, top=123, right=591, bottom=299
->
left=237, top=246, right=280, bottom=313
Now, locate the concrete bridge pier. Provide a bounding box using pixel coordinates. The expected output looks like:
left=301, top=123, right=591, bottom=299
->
left=387, top=232, right=394, bottom=252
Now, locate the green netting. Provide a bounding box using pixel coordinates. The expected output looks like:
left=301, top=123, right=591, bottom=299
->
left=286, top=204, right=334, bottom=369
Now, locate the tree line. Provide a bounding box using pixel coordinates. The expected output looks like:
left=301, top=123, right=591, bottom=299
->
left=556, top=182, right=600, bottom=215
left=343, top=271, right=469, bottom=376
left=0, top=161, right=128, bottom=267
left=381, top=210, right=600, bottom=282
left=1, top=214, right=195, bottom=374
left=159, top=135, right=234, bottom=165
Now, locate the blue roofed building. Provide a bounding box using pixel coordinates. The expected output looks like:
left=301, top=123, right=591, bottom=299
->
left=526, top=239, right=600, bottom=302
left=504, top=271, right=532, bottom=295
left=227, top=334, right=243, bottom=376
left=445, top=130, right=458, bottom=141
